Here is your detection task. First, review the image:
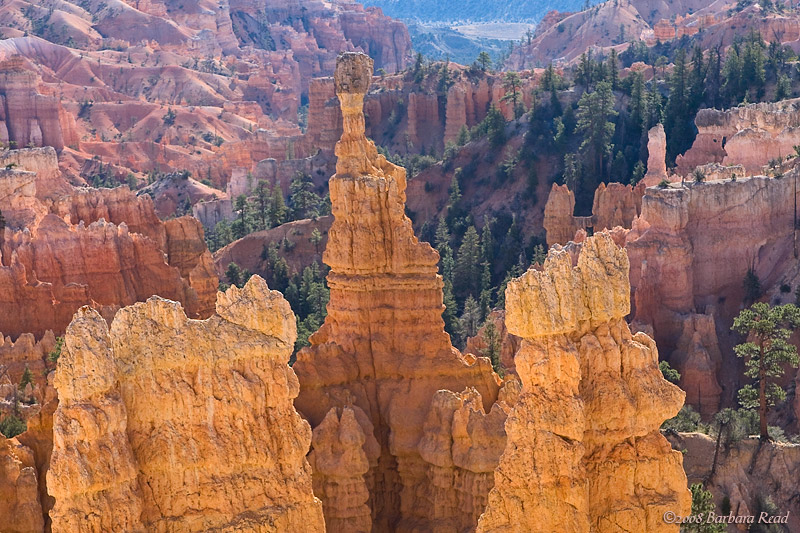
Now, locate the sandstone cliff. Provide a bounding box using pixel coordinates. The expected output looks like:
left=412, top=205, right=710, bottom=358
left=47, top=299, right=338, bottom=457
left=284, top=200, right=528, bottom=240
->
left=293, top=52, right=504, bottom=532
left=677, top=98, right=800, bottom=175
left=543, top=181, right=645, bottom=246
left=626, top=174, right=800, bottom=408
left=670, top=432, right=800, bottom=533
left=478, top=233, right=690, bottom=532
left=0, top=150, right=217, bottom=338
left=48, top=277, right=325, bottom=532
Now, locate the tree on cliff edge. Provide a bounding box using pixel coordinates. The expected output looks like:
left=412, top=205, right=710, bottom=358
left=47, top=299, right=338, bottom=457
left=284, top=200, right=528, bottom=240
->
left=731, top=302, right=800, bottom=440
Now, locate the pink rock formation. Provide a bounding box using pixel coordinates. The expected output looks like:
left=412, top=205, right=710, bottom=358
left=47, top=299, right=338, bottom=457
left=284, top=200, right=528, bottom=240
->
left=544, top=181, right=645, bottom=246
left=677, top=98, right=800, bottom=175
left=0, top=150, right=217, bottom=338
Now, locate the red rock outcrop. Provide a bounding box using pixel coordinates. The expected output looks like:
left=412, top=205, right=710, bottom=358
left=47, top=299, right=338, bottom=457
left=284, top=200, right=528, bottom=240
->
left=626, top=174, right=800, bottom=356
left=293, top=52, right=502, bottom=532
left=670, top=432, right=800, bottom=533
left=477, top=233, right=690, bottom=532
left=677, top=98, right=800, bottom=176
left=0, top=150, right=217, bottom=339
left=49, top=277, right=325, bottom=531
left=544, top=181, right=645, bottom=246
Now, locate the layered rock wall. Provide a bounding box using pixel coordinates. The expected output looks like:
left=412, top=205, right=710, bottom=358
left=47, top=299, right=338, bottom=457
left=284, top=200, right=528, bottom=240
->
left=677, top=98, right=800, bottom=175
left=48, top=277, right=325, bottom=532
left=477, top=233, right=690, bottom=532
left=544, top=182, right=645, bottom=246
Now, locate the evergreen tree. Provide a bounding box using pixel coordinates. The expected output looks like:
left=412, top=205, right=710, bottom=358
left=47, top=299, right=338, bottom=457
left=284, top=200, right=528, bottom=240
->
left=460, top=295, right=481, bottom=340
left=645, top=82, right=663, bottom=129
left=476, top=51, right=492, bottom=72
left=482, top=320, right=502, bottom=375
left=254, top=180, right=272, bottom=231
left=288, top=173, right=322, bottom=219
left=684, top=484, right=726, bottom=533
left=454, top=226, right=482, bottom=299
left=232, top=194, right=254, bottom=239
left=456, top=125, right=470, bottom=146
left=775, top=74, right=791, bottom=101
left=722, top=45, right=744, bottom=105
left=688, top=46, right=706, bottom=112
left=664, top=48, right=691, bottom=163
left=19, top=366, right=33, bottom=391
left=631, top=160, right=646, bottom=184
left=502, top=72, right=524, bottom=119
left=269, top=185, right=288, bottom=226
left=484, top=104, right=506, bottom=147
left=742, top=32, right=766, bottom=100
left=576, top=81, right=617, bottom=181
left=607, top=49, right=619, bottom=90
left=628, top=71, right=646, bottom=135
left=705, top=46, right=723, bottom=109
left=731, top=302, right=800, bottom=440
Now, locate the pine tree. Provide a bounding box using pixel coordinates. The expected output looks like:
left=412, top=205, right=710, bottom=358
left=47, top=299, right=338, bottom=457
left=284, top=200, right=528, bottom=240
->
left=460, top=296, right=481, bottom=340
left=19, top=366, right=33, bottom=391
left=742, top=31, right=766, bottom=100
left=455, top=226, right=482, bottom=299
left=688, top=46, right=706, bottom=112
left=576, top=80, right=617, bottom=181
left=722, top=45, right=744, bottom=106
left=607, top=49, right=619, bottom=90
left=269, top=185, right=287, bottom=226
left=664, top=48, right=691, bottom=164
left=232, top=194, right=254, bottom=239
left=254, top=180, right=272, bottom=231
left=684, top=484, right=726, bottom=533
left=775, top=74, right=791, bottom=101
left=705, top=46, right=723, bottom=109
left=731, top=302, right=800, bottom=440
left=502, top=72, right=524, bottom=119
left=456, top=125, right=470, bottom=146
left=645, top=82, right=663, bottom=129
left=288, top=173, right=322, bottom=220
left=482, top=320, right=502, bottom=375
left=628, top=71, right=646, bottom=135
left=476, top=51, right=492, bottom=72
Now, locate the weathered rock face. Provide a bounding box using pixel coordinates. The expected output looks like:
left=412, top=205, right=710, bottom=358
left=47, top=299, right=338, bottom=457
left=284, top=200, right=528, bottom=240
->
left=543, top=182, right=645, bottom=246
left=0, top=57, right=76, bottom=152
left=670, top=432, right=800, bottom=533
left=0, top=152, right=217, bottom=338
left=477, top=233, right=690, bottom=533
left=643, top=123, right=669, bottom=186
left=626, top=174, right=800, bottom=356
left=0, top=435, right=44, bottom=533
left=293, top=52, right=502, bottom=532
left=49, top=277, right=325, bottom=532
left=677, top=98, right=800, bottom=175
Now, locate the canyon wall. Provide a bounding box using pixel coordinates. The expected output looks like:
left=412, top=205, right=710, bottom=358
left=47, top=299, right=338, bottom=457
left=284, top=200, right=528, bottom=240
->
left=544, top=181, right=645, bottom=246
left=626, top=173, right=800, bottom=413
left=478, top=233, right=690, bottom=532
left=0, top=149, right=217, bottom=339
left=677, top=98, right=800, bottom=175
left=48, top=277, right=325, bottom=532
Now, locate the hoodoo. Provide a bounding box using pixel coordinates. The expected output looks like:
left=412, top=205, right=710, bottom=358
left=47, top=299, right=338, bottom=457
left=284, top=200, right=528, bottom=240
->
left=293, top=52, right=502, bottom=532
left=478, top=233, right=691, bottom=532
